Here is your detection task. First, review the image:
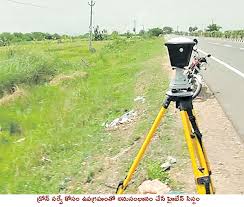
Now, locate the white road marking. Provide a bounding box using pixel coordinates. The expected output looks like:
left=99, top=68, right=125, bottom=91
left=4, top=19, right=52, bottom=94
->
left=223, top=44, right=233, bottom=48
left=240, top=48, right=244, bottom=50
left=198, top=49, right=244, bottom=79
left=208, top=42, right=220, bottom=45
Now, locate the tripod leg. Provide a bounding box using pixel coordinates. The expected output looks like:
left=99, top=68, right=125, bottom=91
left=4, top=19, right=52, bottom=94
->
left=191, top=110, right=215, bottom=193
left=180, top=111, right=214, bottom=194
left=192, top=111, right=213, bottom=173
left=116, top=97, right=171, bottom=194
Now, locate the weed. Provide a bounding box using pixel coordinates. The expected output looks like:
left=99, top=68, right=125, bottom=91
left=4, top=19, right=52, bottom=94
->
left=147, top=161, right=171, bottom=184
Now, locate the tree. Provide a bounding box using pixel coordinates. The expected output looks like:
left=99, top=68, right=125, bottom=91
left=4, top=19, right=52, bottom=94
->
left=111, top=31, right=119, bottom=39
left=94, top=25, right=103, bottom=41
left=124, top=31, right=132, bottom=38
left=139, top=29, right=145, bottom=36
left=148, top=28, right=164, bottom=37
left=44, top=33, right=53, bottom=40
left=93, top=26, right=108, bottom=41
left=101, top=29, right=108, bottom=40
left=31, top=32, right=45, bottom=41
left=206, top=24, right=222, bottom=32
left=162, top=26, right=173, bottom=34
left=53, top=33, right=61, bottom=40
left=189, top=26, right=198, bottom=33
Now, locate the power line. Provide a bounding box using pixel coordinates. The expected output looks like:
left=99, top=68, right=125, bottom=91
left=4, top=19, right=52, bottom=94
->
left=6, top=0, right=48, bottom=9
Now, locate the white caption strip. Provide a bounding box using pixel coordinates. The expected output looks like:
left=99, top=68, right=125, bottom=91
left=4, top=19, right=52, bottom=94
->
left=198, top=49, right=244, bottom=79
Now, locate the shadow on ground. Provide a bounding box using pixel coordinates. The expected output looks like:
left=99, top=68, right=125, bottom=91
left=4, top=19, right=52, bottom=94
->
left=194, top=86, right=216, bottom=102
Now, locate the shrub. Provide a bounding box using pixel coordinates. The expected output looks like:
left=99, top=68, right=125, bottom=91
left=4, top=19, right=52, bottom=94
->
left=148, top=28, right=164, bottom=37
left=0, top=53, right=58, bottom=97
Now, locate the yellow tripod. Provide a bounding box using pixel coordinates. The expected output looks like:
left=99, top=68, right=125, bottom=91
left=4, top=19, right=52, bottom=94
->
left=116, top=94, right=215, bottom=194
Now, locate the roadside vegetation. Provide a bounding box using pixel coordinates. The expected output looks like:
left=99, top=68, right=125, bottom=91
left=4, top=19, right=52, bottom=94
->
left=0, top=36, right=187, bottom=193
left=176, top=23, right=244, bottom=40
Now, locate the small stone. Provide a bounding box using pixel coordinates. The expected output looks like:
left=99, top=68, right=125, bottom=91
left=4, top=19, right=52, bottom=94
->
left=167, top=156, right=177, bottom=164
left=161, top=161, right=171, bottom=171
left=105, top=110, right=137, bottom=129
left=134, top=96, right=146, bottom=103
left=138, top=179, right=171, bottom=194
left=41, top=156, right=52, bottom=163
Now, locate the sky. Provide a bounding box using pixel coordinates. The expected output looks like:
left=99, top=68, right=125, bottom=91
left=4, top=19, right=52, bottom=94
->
left=1, top=0, right=244, bottom=34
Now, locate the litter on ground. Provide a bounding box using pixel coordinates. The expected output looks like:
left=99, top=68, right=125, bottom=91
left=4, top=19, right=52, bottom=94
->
left=105, top=110, right=137, bottom=129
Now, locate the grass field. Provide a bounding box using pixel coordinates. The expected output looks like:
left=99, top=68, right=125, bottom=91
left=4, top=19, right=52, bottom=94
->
left=0, top=37, right=186, bottom=194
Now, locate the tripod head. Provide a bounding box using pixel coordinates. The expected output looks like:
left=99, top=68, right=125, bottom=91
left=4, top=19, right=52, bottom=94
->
left=165, top=37, right=196, bottom=97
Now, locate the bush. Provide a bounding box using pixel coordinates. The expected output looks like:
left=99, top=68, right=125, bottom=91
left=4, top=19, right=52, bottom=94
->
left=148, top=28, right=164, bottom=37
left=0, top=53, right=58, bottom=96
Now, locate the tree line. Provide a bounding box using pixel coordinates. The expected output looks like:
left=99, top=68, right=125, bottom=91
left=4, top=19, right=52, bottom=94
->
left=0, top=26, right=173, bottom=44
left=0, top=32, right=75, bottom=46
left=185, top=24, right=244, bottom=39
left=91, top=26, right=174, bottom=41
left=1, top=24, right=243, bottom=47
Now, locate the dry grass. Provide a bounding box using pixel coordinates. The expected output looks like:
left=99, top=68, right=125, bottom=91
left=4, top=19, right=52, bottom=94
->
left=0, top=86, right=26, bottom=106
left=50, top=71, right=88, bottom=86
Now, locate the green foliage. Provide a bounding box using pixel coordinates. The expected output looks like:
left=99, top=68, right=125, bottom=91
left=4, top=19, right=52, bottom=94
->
left=148, top=28, right=164, bottom=37
left=206, top=24, right=222, bottom=32
left=0, top=53, right=58, bottom=96
left=139, top=30, right=145, bottom=36
left=163, top=26, right=174, bottom=34
left=189, top=26, right=198, bottom=33
left=94, top=26, right=108, bottom=41
left=111, top=31, right=119, bottom=39
left=0, top=38, right=166, bottom=193
left=147, top=161, right=171, bottom=184
left=0, top=32, right=75, bottom=46
left=124, top=31, right=133, bottom=38
left=189, top=29, right=244, bottom=39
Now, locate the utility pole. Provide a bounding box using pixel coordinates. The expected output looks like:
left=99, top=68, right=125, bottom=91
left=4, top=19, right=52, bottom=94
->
left=141, top=25, right=145, bottom=31
left=133, top=19, right=137, bottom=35
left=88, top=0, right=95, bottom=51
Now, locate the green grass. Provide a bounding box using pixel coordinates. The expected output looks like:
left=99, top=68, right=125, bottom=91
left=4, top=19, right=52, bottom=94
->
left=0, top=37, right=179, bottom=193
left=147, top=161, right=171, bottom=183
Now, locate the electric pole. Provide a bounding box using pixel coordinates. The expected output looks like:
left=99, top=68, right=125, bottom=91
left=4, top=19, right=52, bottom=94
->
left=133, top=19, right=137, bottom=35
left=141, top=25, right=145, bottom=31
left=88, top=0, right=95, bottom=51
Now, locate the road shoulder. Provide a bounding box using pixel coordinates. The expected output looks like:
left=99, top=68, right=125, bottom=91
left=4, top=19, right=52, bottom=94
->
left=193, top=85, right=244, bottom=194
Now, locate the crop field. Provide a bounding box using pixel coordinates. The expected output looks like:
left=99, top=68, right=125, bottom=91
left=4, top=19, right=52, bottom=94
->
left=0, top=37, right=186, bottom=194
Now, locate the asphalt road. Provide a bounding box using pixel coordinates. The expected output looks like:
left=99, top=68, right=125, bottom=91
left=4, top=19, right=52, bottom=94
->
left=196, top=37, right=244, bottom=139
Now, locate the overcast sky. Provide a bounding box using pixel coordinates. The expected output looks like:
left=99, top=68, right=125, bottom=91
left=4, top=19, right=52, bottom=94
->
left=1, top=0, right=244, bottom=34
